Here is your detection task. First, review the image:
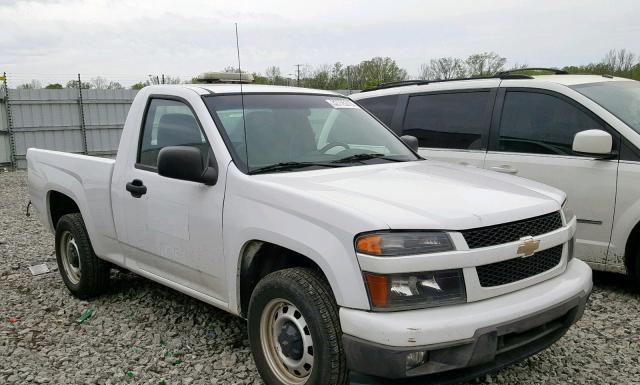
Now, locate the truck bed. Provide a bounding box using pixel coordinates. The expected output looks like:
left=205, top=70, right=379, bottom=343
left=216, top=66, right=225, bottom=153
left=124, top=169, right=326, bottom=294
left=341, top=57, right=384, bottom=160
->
left=27, top=148, right=119, bottom=259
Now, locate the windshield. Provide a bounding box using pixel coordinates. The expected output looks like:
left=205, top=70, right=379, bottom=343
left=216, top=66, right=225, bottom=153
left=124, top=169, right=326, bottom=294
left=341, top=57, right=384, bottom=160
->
left=204, top=94, right=418, bottom=173
left=571, top=81, right=640, bottom=133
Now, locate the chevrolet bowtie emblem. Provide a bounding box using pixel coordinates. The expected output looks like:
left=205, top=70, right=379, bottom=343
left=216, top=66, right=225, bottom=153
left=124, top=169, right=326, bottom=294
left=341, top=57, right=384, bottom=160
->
left=517, top=236, right=540, bottom=257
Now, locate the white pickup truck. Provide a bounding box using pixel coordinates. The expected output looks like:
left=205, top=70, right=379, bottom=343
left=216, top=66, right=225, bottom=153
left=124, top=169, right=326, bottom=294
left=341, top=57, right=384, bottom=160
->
left=27, top=84, right=592, bottom=385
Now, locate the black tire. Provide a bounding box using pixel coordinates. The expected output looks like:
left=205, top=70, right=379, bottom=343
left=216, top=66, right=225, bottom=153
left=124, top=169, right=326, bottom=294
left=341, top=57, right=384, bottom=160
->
left=54, top=213, right=110, bottom=299
left=248, top=268, right=347, bottom=385
left=631, top=251, right=640, bottom=291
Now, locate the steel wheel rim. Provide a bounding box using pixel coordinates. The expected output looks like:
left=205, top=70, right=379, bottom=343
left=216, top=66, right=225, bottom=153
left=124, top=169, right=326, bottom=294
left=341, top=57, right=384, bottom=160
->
left=260, top=299, right=314, bottom=384
left=60, top=231, right=81, bottom=284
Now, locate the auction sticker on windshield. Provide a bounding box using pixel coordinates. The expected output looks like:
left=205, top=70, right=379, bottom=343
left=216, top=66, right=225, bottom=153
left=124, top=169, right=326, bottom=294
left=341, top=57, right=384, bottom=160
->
left=326, top=98, right=359, bottom=109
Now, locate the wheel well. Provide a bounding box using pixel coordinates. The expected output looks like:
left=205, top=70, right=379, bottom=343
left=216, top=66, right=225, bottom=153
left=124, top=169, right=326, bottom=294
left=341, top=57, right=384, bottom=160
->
left=238, top=241, right=328, bottom=317
left=49, top=191, right=80, bottom=229
left=625, top=221, right=640, bottom=276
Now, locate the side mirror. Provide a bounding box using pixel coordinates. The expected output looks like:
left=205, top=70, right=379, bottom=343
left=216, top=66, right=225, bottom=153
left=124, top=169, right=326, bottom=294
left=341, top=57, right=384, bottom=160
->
left=572, top=130, right=613, bottom=156
left=400, top=135, right=419, bottom=153
left=157, top=146, right=218, bottom=185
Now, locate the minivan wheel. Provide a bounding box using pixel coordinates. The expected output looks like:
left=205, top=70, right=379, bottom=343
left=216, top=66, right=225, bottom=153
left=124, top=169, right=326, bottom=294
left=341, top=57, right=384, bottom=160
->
left=248, top=268, right=347, bottom=385
left=55, top=213, right=110, bottom=299
left=632, top=253, right=640, bottom=290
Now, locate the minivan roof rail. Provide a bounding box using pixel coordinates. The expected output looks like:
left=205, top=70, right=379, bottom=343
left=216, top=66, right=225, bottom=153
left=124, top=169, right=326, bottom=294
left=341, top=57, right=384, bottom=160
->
left=497, top=68, right=569, bottom=76
left=362, top=73, right=533, bottom=92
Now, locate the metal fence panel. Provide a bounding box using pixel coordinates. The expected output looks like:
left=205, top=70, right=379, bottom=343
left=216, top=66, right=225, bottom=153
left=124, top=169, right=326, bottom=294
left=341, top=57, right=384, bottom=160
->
left=10, top=89, right=83, bottom=167
left=0, top=88, right=139, bottom=168
left=0, top=98, right=7, bottom=132
left=0, top=133, right=10, bottom=164
left=83, top=89, right=136, bottom=154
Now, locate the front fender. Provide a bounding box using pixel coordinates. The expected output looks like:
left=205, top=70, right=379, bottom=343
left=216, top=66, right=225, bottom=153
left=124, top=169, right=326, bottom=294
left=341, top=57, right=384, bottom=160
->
left=223, top=195, right=372, bottom=314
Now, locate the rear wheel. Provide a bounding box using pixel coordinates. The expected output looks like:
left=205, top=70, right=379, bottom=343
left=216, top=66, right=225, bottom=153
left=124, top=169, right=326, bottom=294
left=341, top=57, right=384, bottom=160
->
left=248, top=268, right=347, bottom=385
left=55, top=213, right=110, bottom=298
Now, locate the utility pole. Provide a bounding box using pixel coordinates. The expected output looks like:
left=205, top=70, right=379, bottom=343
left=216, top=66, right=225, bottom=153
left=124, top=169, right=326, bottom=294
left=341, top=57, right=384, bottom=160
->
left=294, top=64, right=302, bottom=87
left=161, top=74, right=165, bottom=84
left=346, top=66, right=351, bottom=91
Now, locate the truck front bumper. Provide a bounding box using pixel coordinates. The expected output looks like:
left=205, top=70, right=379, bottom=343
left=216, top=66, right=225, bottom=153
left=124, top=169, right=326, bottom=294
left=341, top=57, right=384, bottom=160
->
left=341, top=259, right=592, bottom=381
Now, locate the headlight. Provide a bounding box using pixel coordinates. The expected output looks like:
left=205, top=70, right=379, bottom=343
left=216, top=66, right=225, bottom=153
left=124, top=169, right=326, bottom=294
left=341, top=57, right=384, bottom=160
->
left=355, top=232, right=453, bottom=256
left=364, top=270, right=466, bottom=311
left=562, top=199, right=575, bottom=223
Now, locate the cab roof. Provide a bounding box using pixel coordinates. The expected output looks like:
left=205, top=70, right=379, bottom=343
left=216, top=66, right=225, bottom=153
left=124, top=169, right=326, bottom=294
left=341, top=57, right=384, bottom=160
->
left=182, top=84, right=342, bottom=96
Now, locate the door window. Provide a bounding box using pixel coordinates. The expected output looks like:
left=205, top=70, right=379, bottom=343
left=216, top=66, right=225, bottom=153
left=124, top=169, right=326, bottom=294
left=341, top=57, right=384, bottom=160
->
left=497, top=91, right=609, bottom=155
left=138, top=99, right=207, bottom=168
left=357, top=95, right=399, bottom=128
left=402, top=91, right=492, bottom=150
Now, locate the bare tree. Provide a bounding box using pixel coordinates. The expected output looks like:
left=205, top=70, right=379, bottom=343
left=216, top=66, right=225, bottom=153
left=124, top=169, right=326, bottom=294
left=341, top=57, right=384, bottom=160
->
left=603, top=49, right=637, bottom=73
left=17, top=79, right=42, bottom=89
left=223, top=66, right=240, bottom=73
left=265, top=66, right=283, bottom=85
left=506, top=63, right=529, bottom=71
left=465, top=52, right=507, bottom=77
left=91, top=76, right=109, bottom=89
left=419, top=57, right=466, bottom=80
left=163, top=76, right=182, bottom=85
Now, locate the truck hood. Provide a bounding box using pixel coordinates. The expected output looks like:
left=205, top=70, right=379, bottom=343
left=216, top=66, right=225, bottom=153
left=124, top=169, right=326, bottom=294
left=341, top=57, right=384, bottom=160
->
left=257, top=160, right=564, bottom=230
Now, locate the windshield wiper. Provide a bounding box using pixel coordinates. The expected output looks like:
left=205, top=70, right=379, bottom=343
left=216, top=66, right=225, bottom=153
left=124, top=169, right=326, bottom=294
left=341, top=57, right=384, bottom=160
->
left=332, top=153, right=405, bottom=164
left=249, top=161, right=344, bottom=175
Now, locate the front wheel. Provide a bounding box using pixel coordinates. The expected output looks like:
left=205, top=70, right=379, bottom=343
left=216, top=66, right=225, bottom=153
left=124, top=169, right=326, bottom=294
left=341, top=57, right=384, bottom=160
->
left=248, top=268, right=347, bottom=385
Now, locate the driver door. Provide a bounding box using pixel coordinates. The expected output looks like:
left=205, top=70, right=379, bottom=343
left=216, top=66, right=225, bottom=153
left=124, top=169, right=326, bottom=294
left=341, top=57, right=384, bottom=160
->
left=117, top=97, right=227, bottom=302
left=484, top=88, right=619, bottom=266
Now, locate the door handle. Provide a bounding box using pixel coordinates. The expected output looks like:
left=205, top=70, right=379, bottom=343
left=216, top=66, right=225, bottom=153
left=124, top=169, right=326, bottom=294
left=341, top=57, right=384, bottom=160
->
left=490, top=165, right=518, bottom=174
left=126, top=179, right=147, bottom=198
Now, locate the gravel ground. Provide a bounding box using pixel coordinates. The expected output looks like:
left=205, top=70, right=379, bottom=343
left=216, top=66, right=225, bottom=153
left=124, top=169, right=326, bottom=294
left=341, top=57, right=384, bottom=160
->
left=1, top=169, right=639, bottom=385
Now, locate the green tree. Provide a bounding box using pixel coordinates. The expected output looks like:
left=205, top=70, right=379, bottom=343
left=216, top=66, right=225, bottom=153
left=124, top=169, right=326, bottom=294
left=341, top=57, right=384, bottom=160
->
left=131, top=82, right=147, bottom=90
left=45, top=83, right=63, bottom=89
left=563, top=49, right=640, bottom=80
left=251, top=72, right=270, bottom=85
left=66, top=80, right=92, bottom=89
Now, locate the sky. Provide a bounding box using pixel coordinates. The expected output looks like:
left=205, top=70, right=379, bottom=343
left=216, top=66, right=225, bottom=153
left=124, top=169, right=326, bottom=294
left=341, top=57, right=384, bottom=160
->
left=1, top=0, right=639, bottom=87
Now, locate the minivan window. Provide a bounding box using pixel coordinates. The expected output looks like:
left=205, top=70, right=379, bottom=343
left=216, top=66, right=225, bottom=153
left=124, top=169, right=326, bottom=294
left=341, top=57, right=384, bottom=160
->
left=357, top=95, right=399, bottom=128
left=571, top=81, right=640, bottom=134
left=403, top=91, right=492, bottom=150
left=498, top=91, right=605, bottom=156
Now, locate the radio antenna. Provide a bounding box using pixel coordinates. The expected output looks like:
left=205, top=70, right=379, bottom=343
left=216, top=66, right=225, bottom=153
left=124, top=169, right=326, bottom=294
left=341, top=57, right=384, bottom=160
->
left=235, top=23, right=249, bottom=169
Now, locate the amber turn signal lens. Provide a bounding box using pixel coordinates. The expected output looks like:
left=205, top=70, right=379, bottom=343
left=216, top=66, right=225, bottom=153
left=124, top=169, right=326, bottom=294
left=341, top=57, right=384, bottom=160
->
left=356, top=235, right=382, bottom=255
left=364, top=273, right=389, bottom=307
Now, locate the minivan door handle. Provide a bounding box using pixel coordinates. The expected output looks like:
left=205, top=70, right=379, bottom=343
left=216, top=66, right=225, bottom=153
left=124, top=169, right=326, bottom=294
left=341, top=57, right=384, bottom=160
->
left=126, top=179, right=147, bottom=198
left=490, top=165, right=518, bottom=174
